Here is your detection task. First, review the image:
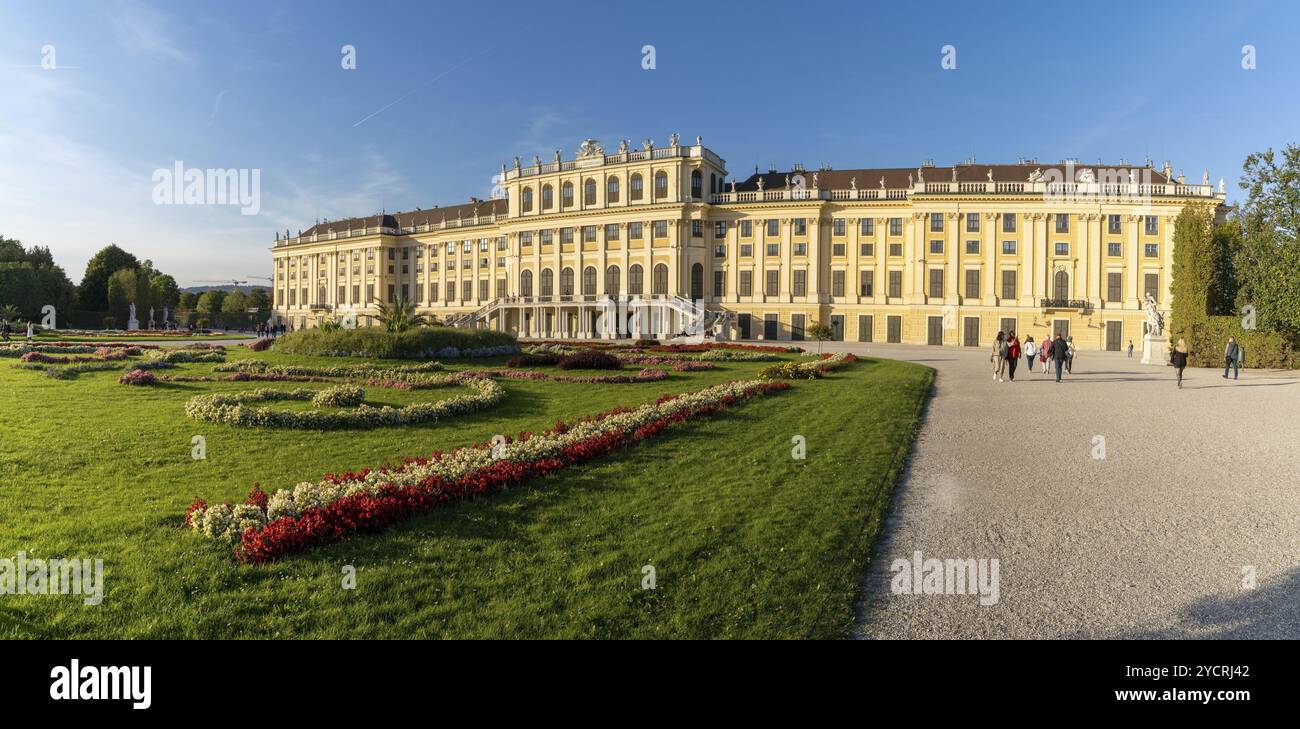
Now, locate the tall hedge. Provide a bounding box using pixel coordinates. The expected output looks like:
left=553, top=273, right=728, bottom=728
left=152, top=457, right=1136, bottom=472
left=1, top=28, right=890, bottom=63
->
left=273, top=326, right=519, bottom=359
left=1171, top=205, right=1295, bottom=367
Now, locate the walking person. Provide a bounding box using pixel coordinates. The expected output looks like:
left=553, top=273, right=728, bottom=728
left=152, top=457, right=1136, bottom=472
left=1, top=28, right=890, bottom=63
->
left=1052, top=332, right=1069, bottom=382
left=1065, top=335, right=1076, bottom=374
left=1006, top=331, right=1021, bottom=381
left=26, top=320, right=33, bottom=342
left=1023, top=336, right=1036, bottom=375
left=1223, top=336, right=1241, bottom=380
left=1, top=319, right=9, bottom=342
left=1126, top=339, right=1134, bottom=358
left=1171, top=337, right=1190, bottom=388
left=990, top=331, right=1007, bottom=382
left=1040, top=335, right=1053, bottom=373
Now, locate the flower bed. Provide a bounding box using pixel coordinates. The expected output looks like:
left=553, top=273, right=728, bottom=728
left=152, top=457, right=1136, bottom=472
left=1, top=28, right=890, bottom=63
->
left=118, top=368, right=158, bottom=386
left=506, top=353, right=561, bottom=368
left=556, top=350, right=622, bottom=370
left=759, top=351, right=858, bottom=379
left=215, top=359, right=443, bottom=378
left=184, top=377, right=504, bottom=430
left=695, top=349, right=783, bottom=362
left=186, top=378, right=790, bottom=561
left=142, top=347, right=227, bottom=364
left=246, top=338, right=273, bottom=352
left=651, top=343, right=803, bottom=354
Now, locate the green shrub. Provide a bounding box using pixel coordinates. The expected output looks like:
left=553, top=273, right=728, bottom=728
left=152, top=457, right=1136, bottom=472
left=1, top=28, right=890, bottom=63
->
left=506, top=353, right=560, bottom=368
left=556, top=350, right=622, bottom=370
left=634, top=338, right=660, bottom=347
left=273, top=326, right=518, bottom=359
left=1182, top=316, right=1295, bottom=368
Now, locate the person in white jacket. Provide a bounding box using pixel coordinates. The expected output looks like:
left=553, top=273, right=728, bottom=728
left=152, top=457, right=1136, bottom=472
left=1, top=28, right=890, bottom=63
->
left=1023, top=336, right=1037, bottom=375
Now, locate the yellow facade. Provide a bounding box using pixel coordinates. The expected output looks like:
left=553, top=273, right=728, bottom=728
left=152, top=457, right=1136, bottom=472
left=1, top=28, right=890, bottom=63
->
left=271, top=137, right=1227, bottom=350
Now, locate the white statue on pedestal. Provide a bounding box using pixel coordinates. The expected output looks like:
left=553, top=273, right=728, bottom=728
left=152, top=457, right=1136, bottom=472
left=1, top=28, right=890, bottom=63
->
left=127, top=303, right=139, bottom=331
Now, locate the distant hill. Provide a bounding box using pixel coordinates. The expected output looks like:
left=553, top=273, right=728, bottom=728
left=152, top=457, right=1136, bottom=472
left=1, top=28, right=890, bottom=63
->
left=181, top=285, right=267, bottom=294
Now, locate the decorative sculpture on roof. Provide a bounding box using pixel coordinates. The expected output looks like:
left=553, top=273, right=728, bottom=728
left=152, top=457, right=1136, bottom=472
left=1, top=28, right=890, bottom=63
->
left=1129, top=169, right=1137, bottom=184
left=811, top=172, right=819, bottom=188
left=756, top=177, right=765, bottom=191
left=916, top=167, right=924, bottom=184
left=553, top=149, right=562, bottom=163
left=576, top=139, right=604, bottom=158
left=879, top=176, right=886, bottom=189
left=1218, top=178, right=1225, bottom=193
left=533, top=155, right=541, bottom=167
left=1202, top=168, right=1210, bottom=186
left=669, top=132, right=679, bottom=147
left=1027, top=167, right=1043, bottom=183
left=951, top=167, right=957, bottom=182
left=643, top=139, right=653, bottom=151
left=695, top=135, right=702, bottom=145
left=618, top=139, right=628, bottom=154
left=850, top=176, right=857, bottom=190
left=1078, top=168, right=1095, bottom=183
left=987, top=168, right=994, bottom=182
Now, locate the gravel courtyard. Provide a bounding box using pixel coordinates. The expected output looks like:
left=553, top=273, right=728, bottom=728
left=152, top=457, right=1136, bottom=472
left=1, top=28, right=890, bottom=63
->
left=813, top=341, right=1300, bottom=639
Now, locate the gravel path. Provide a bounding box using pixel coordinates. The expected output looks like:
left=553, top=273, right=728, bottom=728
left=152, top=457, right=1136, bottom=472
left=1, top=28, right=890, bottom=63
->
left=809, top=341, right=1299, bottom=639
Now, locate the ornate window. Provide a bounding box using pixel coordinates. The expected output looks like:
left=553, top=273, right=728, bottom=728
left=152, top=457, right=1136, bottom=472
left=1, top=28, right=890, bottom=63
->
left=560, top=267, right=574, bottom=296
left=561, top=182, right=574, bottom=207
left=606, top=176, right=620, bottom=203
left=605, top=265, right=619, bottom=296
left=628, top=264, right=644, bottom=295
left=653, top=263, right=669, bottom=295
left=582, top=266, right=597, bottom=296
left=520, top=270, right=533, bottom=297
left=690, top=170, right=702, bottom=199
left=654, top=171, right=668, bottom=199
left=584, top=178, right=597, bottom=205
left=541, top=184, right=553, bottom=209
left=630, top=173, right=644, bottom=201
left=521, top=187, right=533, bottom=212
left=540, top=268, right=554, bottom=296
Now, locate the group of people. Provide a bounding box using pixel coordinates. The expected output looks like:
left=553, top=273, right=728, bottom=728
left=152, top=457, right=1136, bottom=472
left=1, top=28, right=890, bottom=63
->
left=256, top=322, right=286, bottom=338
left=1167, top=335, right=1246, bottom=388
left=0, top=320, right=34, bottom=343
left=991, top=331, right=1076, bottom=383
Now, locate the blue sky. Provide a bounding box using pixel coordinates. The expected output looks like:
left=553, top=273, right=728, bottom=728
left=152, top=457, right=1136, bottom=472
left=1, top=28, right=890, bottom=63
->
left=2, top=0, right=1297, bottom=286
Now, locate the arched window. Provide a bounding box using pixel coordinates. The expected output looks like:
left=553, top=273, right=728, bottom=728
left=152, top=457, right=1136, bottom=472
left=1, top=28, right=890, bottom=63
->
left=540, top=268, right=554, bottom=297
left=1054, top=270, right=1069, bottom=300
left=606, top=176, right=620, bottom=203
left=605, top=265, right=620, bottom=296
left=541, top=185, right=553, bottom=210
left=582, top=266, right=597, bottom=296
left=654, top=171, right=668, bottom=200
left=630, top=173, right=644, bottom=201
left=690, top=263, right=704, bottom=300
left=561, top=182, right=574, bottom=207
left=520, top=269, right=533, bottom=297
left=628, top=264, right=644, bottom=295
left=584, top=178, right=597, bottom=205
left=521, top=187, right=533, bottom=213
left=653, top=263, right=669, bottom=295
left=691, top=170, right=702, bottom=199
left=560, top=267, right=575, bottom=296
left=710, top=173, right=717, bottom=194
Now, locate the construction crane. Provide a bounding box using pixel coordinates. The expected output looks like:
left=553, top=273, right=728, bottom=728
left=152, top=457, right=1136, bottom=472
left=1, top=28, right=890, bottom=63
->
left=195, top=279, right=248, bottom=287
left=245, top=276, right=273, bottom=283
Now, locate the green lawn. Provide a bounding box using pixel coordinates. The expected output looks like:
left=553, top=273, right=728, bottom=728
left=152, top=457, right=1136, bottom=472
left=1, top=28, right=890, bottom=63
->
left=0, top=348, right=932, bottom=639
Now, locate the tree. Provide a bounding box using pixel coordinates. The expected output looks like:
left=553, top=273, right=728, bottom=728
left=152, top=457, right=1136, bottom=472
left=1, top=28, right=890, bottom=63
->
left=375, top=298, right=427, bottom=333
left=196, top=290, right=226, bottom=314
left=1233, top=144, right=1300, bottom=341
left=106, top=268, right=138, bottom=327
left=246, top=288, right=271, bottom=313
left=178, top=292, right=198, bottom=311
left=806, top=321, right=834, bottom=353
left=79, top=244, right=139, bottom=312
left=149, top=273, right=181, bottom=311
left=0, top=236, right=78, bottom=325
left=221, top=290, right=248, bottom=314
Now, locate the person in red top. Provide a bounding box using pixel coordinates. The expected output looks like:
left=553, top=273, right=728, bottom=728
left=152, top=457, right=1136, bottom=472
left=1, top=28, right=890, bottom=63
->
left=1005, top=331, right=1022, bottom=381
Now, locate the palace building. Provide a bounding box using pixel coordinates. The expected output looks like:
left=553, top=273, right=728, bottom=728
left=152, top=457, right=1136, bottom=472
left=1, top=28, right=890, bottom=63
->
left=270, top=135, right=1227, bottom=350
